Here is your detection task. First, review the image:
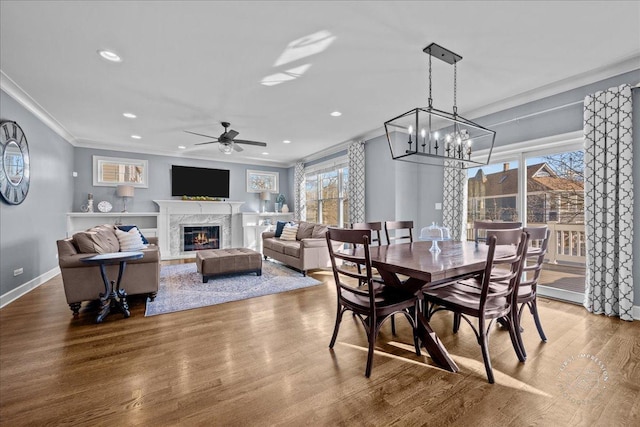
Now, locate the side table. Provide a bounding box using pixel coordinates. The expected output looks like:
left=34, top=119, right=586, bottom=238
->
left=81, top=251, right=144, bottom=323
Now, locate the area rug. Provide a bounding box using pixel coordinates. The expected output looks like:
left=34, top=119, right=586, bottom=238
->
left=144, top=260, right=323, bottom=316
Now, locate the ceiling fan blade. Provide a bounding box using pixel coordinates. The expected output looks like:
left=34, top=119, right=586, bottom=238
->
left=184, top=130, right=219, bottom=139
left=223, top=129, right=239, bottom=140
left=234, top=139, right=268, bottom=147
left=233, top=143, right=244, bottom=152
left=194, top=141, right=218, bottom=146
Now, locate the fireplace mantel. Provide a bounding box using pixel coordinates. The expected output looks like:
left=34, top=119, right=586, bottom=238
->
left=154, top=200, right=244, bottom=259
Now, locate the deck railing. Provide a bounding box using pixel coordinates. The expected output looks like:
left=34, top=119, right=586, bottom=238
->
left=466, top=221, right=586, bottom=265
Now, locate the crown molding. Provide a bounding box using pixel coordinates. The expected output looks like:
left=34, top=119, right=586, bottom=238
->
left=464, top=53, right=640, bottom=120
left=300, top=125, right=384, bottom=164
left=74, top=138, right=291, bottom=168
left=0, top=70, right=78, bottom=144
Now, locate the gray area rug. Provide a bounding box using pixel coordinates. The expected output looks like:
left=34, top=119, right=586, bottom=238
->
left=145, top=260, right=323, bottom=316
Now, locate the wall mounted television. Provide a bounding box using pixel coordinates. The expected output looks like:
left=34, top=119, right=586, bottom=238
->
left=171, top=165, right=230, bottom=198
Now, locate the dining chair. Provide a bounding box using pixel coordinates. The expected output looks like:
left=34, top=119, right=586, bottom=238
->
left=384, top=220, right=413, bottom=245
left=351, top=222, right=383, bottom=246
left=325, top=227, right=421, bottom=377
left=473, top=220, right=522, bottom=246
left=423, top=229, right=529, bottom=383
left=515, top=225, right=551, bottom=357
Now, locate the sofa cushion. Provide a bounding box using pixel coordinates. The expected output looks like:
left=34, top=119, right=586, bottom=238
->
left=282, top=241, right=301, bottom=258
left=268, top=239, right=288, bottom=254
left=115, top=227, right=148, bottom=251
left=281, top=224, right=299, bottom=241
left=312, top=224, right=329, bottom=239
left=274, top=220, right=291, bottom=238
left=296, top=221, right=315, bottom=240
left=117, top=225, right=149, bottom=244
left=73, top=225, right=120, bottom=254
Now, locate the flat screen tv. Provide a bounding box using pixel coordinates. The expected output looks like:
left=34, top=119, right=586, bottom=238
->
left=171, top=165, right=230, bottom=198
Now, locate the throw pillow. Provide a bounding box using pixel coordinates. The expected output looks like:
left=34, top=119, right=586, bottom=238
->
left=117, top=225, right=149, bottom=244
left=296, top=221, right=315, bottom=240
left=280, top=224, right=299, bottom=241
left=73, top=225, right=120, bottom=254
left=115, top=227, right=148, bottom=251
left=312, top=224, right=329, bottom=239
left=274, top=221, right=289, bottom=238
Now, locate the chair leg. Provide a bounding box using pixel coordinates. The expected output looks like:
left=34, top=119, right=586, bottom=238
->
left=391, top=315, right=396, bottom=335
left=329, top=306, right=346, bottom=348
left=412, top=303, right=421, bottom=357
left=453, top=313, right=461, bottom=333
left=365, top=319, right=378, bottom=377
left=507, top=312, right=526, bottom=362
left=529, top=299, right=548, bottom=342
left=478, top=319, right=495, bottom=384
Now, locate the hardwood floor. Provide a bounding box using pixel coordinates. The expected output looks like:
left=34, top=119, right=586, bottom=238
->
left=1, top=266, right=639, bottom=426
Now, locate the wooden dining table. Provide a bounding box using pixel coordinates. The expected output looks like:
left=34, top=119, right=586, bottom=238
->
left=356, top=240, right=512, bottom=372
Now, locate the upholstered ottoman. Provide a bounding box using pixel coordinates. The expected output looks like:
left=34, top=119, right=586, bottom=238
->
left=196, top=248, right=262, bottom=283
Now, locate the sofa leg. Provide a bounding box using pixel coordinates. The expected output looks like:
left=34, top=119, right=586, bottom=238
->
left=148, top=292, right=157, bottom=302
left=263, top=255, right=267, bottom=260
left=202, top=276, right=209, bottom=283
left=302, top=270, right=307, bottom=277
left=69, top=302, right=81, bottom=317
left=257, top=269, right=262, bottom=276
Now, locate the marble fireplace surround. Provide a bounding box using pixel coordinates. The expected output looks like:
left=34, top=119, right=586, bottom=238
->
left=154, top=200, right=244, bottom=260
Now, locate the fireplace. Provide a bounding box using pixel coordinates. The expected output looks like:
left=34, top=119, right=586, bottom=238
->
left=181, top=225, right=220, bottom=252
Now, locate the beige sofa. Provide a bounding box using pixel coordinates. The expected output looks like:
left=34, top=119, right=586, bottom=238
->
left=262, top=221, right=340, bottom=276
left=56, top=224, right=160, bottom=316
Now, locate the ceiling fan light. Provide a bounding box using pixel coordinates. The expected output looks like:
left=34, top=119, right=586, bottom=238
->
left=219, top=143, right=233, bottom=155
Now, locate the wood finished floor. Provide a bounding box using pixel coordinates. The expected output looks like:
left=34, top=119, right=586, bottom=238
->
left=1, top=265, right=639, bottom=426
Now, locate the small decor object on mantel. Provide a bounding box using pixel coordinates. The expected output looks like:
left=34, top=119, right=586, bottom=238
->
left=275, top=193, right=286, bottom=212
left=97, top=201, right=113, bottom=213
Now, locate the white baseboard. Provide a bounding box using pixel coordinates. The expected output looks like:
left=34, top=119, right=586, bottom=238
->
left=0, top=267, right=60, bottom=309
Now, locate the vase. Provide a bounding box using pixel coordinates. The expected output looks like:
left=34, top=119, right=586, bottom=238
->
left=281, top=204, right=289, bottom=213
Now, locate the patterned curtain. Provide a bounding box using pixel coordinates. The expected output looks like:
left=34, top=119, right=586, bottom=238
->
left=348, top=141, right=366, bottom=224
left=583, top=84, right=634, bottom=321
left=294, top=162, right=306, bottom=221
left=442, top=160, right=468, bottom=241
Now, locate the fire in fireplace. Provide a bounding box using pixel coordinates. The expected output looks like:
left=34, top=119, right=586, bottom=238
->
left=182, top=225, right=220, bottom=251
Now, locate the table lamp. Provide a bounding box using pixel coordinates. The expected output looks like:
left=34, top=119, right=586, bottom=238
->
left=116, top=185, right=134, bottom=212
left=260, top=191, right=271, bottom=213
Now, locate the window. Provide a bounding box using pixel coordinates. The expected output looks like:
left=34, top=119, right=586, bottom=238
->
left=304, top=159, right=349, bottom=227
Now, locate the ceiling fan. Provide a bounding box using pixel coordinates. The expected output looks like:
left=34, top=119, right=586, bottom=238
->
left=184, top=121, right=267, bottom=155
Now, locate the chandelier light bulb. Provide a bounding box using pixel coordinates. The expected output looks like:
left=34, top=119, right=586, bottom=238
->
left=434, top=132, right=439, bottom=140
left=408, top=125, right=413, bottom=134
left=421, top=128, right=426, bottom=138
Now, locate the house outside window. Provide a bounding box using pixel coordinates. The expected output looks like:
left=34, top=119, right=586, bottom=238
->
left=304, top=158, right=349, bottom=227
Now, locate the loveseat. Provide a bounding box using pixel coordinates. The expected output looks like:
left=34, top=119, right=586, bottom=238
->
left=262, top=221, right=339, bottom=276
left=56, top=224, right=160, bottom=316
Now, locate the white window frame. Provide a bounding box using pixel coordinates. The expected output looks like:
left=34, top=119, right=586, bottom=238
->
left=304, top=156, right=349, bottom=226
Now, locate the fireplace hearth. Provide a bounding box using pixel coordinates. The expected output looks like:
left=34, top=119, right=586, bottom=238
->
left=181, top=225, right=220, bottom=251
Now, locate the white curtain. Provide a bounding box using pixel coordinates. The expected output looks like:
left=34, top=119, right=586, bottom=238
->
left=348, top=141, right=366, bottom=224
left=442, top=160, right=468, bottom=241
left=583, top=84, right=634, bottom=321
left=294, top=162, right=306, bottom=221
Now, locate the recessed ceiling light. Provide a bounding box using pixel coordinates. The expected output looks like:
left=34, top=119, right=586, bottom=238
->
left=98, top=49, right=122, bottom=63
left=123, top=112, right=136, bottom=119
left=330, top=111, right=342, bottom=117
left=262, top=152, right=269, bottom=155
left=131, top=135, right=142, bottom=140
left=178, top=145, right=186, bottom=149
left=283, top=140, right=291, bottom=144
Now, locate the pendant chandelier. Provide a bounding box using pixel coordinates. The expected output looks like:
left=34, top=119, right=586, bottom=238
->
left=385, top=43, right=495, bottom=168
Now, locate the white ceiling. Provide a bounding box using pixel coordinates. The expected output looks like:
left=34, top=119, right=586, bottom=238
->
left=1, top=1, right=639, bottom=167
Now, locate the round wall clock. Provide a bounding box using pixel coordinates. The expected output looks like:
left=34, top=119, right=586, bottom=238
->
left=0, top=121, right=30, bottom=205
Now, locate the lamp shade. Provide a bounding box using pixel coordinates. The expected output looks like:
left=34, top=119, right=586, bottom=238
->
left=260, top=191, right=271, bottom=201
left=116, top=185, right=135, bottom=198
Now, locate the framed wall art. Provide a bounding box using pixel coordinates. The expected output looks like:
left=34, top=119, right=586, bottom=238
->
left=93, top=156, right=149, bottom=188
left=246, top=170, right=278, bottom=193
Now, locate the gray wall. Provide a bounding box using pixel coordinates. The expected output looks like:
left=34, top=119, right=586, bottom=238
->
left=0, top=90, right=74, bottom=295
left=73, top=148, right=293, bottom=214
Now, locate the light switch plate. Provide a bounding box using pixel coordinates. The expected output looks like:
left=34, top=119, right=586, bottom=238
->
left=435, top=203, right=442, bottom=210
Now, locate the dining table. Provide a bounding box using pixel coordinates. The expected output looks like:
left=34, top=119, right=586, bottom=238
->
left=356, top=240, right=513, bottom=372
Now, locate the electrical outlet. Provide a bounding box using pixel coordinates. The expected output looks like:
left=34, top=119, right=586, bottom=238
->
left=13, top=267, right=23, bottom=276
left=435, top=203, right=442, bottom=210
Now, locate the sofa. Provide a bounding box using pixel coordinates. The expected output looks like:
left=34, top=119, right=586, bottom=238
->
left=56, top=224, right=161, bottom=316
left=262, top=221, right=342, bottom=276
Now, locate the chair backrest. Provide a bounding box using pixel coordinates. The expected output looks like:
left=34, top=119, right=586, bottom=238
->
left=522, top=226, right=551, bottom=292
left=326, top=228, right=377, bottom=306
left=351, top=222, right=383, bottom=246
left=479, top=230, right=529, bottom=311
left=384, top=220, right=413, bottom=245
left=474, top=220, right=522, bottom=245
